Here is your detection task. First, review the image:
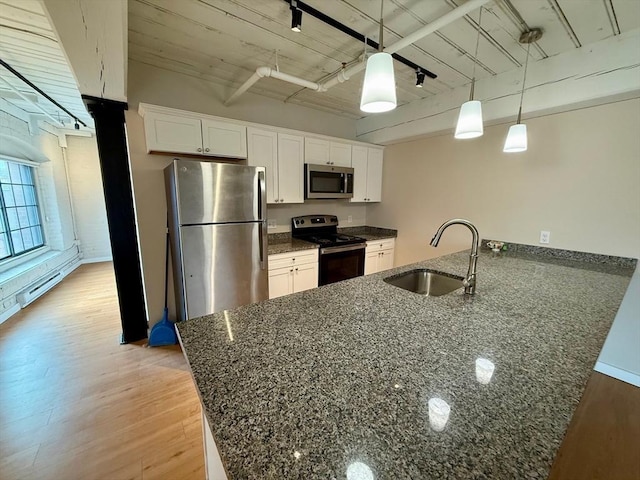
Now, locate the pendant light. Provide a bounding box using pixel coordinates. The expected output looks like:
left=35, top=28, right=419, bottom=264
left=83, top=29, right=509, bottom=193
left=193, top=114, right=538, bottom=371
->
left=360, top=0, right=396, bottom=113
left=504, top=28, right=543, bottom=153
left=454, top=7, right=484, bottom=139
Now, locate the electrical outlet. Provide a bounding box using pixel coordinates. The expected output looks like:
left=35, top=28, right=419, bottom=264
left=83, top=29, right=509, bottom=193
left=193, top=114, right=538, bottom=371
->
left=267, top=220, right=277, bottom=229
left=539, top=230, right=550, bottom=244
left=347, top=215, right=353, bottom=223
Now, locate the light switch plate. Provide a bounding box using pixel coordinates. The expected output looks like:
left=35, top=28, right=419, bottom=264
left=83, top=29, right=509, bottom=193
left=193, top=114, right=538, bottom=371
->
left=347, top=216, right=353, bottom=223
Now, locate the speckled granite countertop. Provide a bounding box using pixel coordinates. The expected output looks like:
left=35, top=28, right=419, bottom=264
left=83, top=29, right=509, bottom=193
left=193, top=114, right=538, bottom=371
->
left=267, top=233, right=318, bottom=255
left=177, top=250, right=634, bottom=479
left=338, top=226, right=397, bottom=241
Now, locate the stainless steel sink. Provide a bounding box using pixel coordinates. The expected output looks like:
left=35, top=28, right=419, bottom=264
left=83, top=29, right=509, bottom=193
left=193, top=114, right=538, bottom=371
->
left=383, top=269, right=464, bottom=297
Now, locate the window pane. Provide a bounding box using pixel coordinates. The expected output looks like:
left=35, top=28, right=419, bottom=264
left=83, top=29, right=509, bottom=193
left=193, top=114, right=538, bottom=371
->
left=8, top=163, right=21, bottom=183
left=17, top=207, right=29, bottom=228
left=0, top=162, right=10, bottom=183
left=24, top=186, right=36, bottom=205
left=1, top=161, right=43, bottom=260
left=20, top=165, right=32, bottom=184
left=2, top=184, right=15, bottom=206
left=22, top=229, right=34, bottom=250
left=6, top=207, right=19, bottom=229
left=11, top=230, right=24, bottom=253
left=0, top=233, right=9, bottom=259
left=31, top=226, right=43, bottom=246
left=27, top=206, right=39, bottom=225
left=13, top=185, right=25, bottom=205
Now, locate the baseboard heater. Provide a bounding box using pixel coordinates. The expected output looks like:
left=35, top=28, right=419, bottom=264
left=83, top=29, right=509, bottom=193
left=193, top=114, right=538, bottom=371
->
left=16, top=259, right=79, bottom=307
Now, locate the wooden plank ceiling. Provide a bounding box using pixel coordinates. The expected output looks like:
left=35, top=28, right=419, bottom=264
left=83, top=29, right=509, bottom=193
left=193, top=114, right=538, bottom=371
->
left=0, top=0, right=94, bottom=128
left=128, top=0, right=640, bottom=119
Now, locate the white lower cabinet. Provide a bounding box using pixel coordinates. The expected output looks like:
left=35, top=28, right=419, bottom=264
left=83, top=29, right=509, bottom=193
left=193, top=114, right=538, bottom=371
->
left=364, top=238, right=395, bottom=275
left=268, top=249, right=318, bottom=299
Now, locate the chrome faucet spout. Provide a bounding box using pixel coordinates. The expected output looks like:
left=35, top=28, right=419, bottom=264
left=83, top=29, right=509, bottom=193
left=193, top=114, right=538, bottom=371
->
left=429, top=218, right=480, bottom=294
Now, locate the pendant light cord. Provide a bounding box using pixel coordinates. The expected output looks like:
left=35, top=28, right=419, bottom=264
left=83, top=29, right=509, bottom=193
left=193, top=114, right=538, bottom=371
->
left=516, top=40, right=532, bottom=124
left=378, top=0, right=384, bottom=52
left=469, top=7, right=483, bottom=101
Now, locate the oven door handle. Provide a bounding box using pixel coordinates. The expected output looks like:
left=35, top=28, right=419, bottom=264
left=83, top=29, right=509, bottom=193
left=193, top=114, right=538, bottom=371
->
left=320, top=243, right=367, bottom=255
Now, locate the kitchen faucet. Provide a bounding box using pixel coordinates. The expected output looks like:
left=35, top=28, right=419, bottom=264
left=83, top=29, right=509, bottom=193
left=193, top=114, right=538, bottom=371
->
left=430, top=219, right=480, bottom=295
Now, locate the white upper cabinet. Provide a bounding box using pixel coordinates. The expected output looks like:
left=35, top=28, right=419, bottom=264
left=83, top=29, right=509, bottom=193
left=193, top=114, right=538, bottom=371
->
left=351, top=146, right=384, bottom=203
left=143, top=112, right=203, bottom=155
left=201, top=119, right=247, bottom=158
left=305, top=137, right=330, bottom=165
left=247, top=128, right=278, bottom=204
left=305, top=138, right=352, bottom=167
left=277, top=133, right=304, bottom=204
left=247, top=128, right=303, bottom=204
left=329, top=142, right=352, bottom=167
left=139, top=105, right=247, bottom=159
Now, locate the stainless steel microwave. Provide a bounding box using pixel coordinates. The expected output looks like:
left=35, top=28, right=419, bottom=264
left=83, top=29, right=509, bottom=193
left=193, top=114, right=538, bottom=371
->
left=305, top=164, right=354, bottom=199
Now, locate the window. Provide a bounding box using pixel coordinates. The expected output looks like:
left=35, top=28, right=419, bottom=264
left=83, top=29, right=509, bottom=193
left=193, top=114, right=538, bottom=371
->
left=0, top=160, right=45, bottom=260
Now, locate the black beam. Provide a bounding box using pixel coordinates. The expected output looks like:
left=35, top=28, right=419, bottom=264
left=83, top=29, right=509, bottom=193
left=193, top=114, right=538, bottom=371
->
left=285, top=0, right=437, bottom=79
left=82, top=95, right=148, bottom=344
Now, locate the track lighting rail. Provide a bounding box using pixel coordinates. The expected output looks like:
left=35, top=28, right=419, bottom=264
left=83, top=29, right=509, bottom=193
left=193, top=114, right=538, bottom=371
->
left=283, top=0, right=437, bottom=79
left=0, top=58, right=88, bottom=128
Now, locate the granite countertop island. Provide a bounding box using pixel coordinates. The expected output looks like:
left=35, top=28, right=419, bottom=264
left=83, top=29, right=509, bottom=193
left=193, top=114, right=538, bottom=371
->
left=177, top=247, right=635, bottom=479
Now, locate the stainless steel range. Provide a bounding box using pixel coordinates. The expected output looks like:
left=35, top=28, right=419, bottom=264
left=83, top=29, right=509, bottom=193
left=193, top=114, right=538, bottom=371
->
left=291, top=215, right=366, bottom=286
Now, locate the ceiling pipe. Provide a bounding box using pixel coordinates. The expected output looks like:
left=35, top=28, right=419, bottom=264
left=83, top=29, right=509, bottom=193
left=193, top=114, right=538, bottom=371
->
left=225, top=0, right=490, bottom=105
left=225, top=66, right=326, bottom=105
left=0, top=75, right=65, bottom=127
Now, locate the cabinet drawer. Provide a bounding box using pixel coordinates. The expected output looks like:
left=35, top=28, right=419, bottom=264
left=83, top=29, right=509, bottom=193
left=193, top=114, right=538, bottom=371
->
left=366, top=238, right=395, bottom=252
left=268, top=249, right=318, bottom=270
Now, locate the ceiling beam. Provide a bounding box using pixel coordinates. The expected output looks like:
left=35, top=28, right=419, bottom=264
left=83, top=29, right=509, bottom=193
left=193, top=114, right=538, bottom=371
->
left=356, top=29, right=640, bottom=144
left=40, top=0, right=128, bottom=102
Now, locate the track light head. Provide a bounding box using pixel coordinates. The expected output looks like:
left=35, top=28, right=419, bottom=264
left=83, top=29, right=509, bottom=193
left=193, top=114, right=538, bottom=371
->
left=416, top=70, right=425, bottom=88
left=74, top=120, right=80, bottom=130
left=290, top=2, right=302, bottom=33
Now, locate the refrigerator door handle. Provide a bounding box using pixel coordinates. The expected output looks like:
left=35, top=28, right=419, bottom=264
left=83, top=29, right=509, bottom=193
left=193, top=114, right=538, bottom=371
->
left=258, top=169, right=268, bottom=270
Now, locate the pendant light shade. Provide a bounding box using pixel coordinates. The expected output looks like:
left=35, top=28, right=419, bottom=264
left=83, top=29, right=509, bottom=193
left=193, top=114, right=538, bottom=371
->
left=454, top=7, right=484, bottom=140
left=454, top=100, right=483, bottom=139
left=504, top=28, right=542, bottom=154
left=360, top=52, right=396, bottom=113
left=503, top=123, right=527, bottom=152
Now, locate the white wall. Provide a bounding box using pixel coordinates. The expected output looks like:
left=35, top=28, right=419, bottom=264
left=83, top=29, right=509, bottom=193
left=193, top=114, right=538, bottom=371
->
left=367, top=99, right=640, bottom=267
left=65, top=136, right=112, bottom=261
left=267, top=201, right=367, bottom=233
left=126, top=59, right=361, bottom=326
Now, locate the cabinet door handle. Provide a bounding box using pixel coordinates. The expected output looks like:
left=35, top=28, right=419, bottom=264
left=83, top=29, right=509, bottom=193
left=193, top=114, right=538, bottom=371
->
left=290, top=269, right=293, bottom=272
left=280, top=198, right=284, bottom=202
left=295, top=267, right=299, bottom=271
left=205, top=148, right=210, bottom=152
left=197, top=147, right=202, bottom=152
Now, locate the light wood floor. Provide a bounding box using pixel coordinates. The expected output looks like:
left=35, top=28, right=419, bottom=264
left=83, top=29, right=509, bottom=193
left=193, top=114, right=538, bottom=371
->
left=1, top=263, right=638, bottom=480
left=0, top=262, right=204, bottom=480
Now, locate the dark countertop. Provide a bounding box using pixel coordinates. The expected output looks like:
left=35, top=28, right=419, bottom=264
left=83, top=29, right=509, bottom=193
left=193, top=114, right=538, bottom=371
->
left=267, top=227, right=397, bottom=256
left=267, top=233, right=318, bottom=255
left=338, top=226, right=398, bottom=241
left=177, top=249, right=634, bottom=479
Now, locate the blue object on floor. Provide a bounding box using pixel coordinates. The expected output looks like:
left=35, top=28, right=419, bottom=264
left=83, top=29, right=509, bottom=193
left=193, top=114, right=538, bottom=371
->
left=148, top=307, right=177, bottom=346
left=149, top=226, right=178, bottom=347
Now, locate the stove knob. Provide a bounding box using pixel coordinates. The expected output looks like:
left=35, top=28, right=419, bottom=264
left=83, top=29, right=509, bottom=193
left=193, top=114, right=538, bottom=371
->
left=300, top=219, right=305, bottom=224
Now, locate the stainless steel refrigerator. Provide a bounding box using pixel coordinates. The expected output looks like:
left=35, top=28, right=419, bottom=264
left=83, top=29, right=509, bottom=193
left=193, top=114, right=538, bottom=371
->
left=165, top=159, right=268, bottom=321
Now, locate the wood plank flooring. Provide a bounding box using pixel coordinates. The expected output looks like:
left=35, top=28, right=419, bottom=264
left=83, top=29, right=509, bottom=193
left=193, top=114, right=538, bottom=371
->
left=1, top=262, right=637, bottom=479
left=0, top=262, right=204, bottom=480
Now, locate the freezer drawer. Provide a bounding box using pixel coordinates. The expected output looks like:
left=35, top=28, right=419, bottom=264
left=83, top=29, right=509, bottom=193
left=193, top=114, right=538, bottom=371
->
left=179, top=222, right=268, bottom=319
